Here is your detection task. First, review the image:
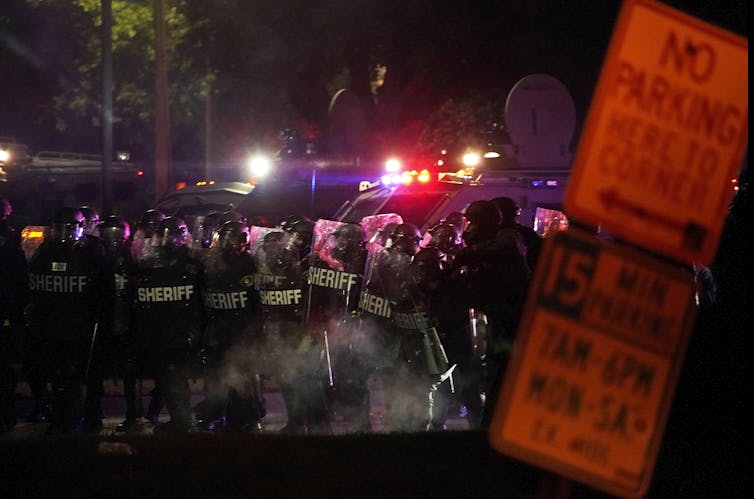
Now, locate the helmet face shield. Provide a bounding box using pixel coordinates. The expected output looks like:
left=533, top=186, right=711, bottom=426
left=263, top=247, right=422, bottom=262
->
left=157, top=228, right=187, bottom=250
left=50, top=221, right=84, bottom=243
left=99, top=226, right=127, bottom=252
left=389, top=223, right=421, bottom=256
left=50, top=207, right=85, bottom=243
left=153, top=217, right=189, bottom=251
left=217, top=222, right=250, bottom=254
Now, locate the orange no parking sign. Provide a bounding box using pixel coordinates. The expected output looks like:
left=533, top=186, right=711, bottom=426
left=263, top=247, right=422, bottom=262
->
left=564, top=0, right=748, bottom=265
left=488, top=228, right=697, bottom=498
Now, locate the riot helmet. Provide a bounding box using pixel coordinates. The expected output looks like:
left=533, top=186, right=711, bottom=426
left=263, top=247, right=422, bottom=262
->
left=491, top=196, right=521, bottom=226
left=217, top=221, right=250, bottom=254
left=194, top=211, right=221, bottom=249
left=332, top=223, right=366, bottom=251
left=463, top=200, right=502, bottom=245
left=372, top=222, right=399, bottom=247
left=286, top=219, right=315, bottom=254
left=411, top=246, right=446, bottom=290
left=155, top=216, right=188, bottom=251
left=79, top=205, right=100, bottom=236
left=389, top=223, right=422, bottom=256
left=220, top=209, right=247, bottom=226
left=441, top=211, right=468, bottom=232
left=50, top=207, right=85, bottom=243
left=426, top=222, right=462, bottom=253
left=279, top=214, right=311, bottom=231
left=99, top=215, right=131, bottom=253
left=137, top=209, right=166, bottom=238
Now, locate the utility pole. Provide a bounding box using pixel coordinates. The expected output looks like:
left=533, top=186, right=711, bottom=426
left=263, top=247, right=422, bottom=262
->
left=101, top=0, right=113, bottom=215
left=204, top=76, right=213, bottom=180
left=153, top=0, right=171, bottom=202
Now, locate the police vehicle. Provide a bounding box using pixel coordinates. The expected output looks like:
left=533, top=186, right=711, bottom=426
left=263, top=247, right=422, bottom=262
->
left=335, top=166, right=568, bottom=233
left=2, top=149, right=147, bottom=226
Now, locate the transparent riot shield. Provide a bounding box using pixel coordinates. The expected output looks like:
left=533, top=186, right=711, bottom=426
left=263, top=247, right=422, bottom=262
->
left=389, top=250, right=451, bottom=377
left=248, top=225, right=282, bottom=256
left=305, top=219, right=367, bottom=391
left=354, top=214, right=404, bottom=370
left=254, top=230, right=305, bottom=323
left=189, top=215, right=220, bottom=258
left=533, top=207, right=569, bottom=238
left=130, top=226, right=157, bottom=262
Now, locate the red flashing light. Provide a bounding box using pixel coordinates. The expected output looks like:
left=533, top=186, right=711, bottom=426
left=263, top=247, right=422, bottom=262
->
left=136, top=169, right=144, bottom=176
left=175, top=182, right=187, bottom=190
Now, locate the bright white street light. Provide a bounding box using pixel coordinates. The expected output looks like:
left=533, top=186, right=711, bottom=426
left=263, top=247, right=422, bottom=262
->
left=0, top=150, right=9, bottom=162
left=384, top=157, right=401, bottom=173
left=247, top=154, right=272, bottom=178
left=462, top=151, right=481, bottom=167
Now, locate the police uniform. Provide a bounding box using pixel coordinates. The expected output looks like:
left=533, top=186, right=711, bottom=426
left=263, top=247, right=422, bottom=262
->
left=26, top=226, right=107, bottom=434
left=133, top=241, right=205, bottom=432
left=1, top=215, right=27, bottom=432
left=257, top=230, right=328, bottom=434
left=200, top=247, right=262, bottom=430
left=306, top=223, right=368, bottom=432
left=99, top=235, right=144, bottom=430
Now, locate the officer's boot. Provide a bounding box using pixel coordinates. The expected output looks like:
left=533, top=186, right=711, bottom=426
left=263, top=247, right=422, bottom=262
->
left=82, top=381, right=104, bottom=434
left=426, top=379, right=449, bottom=431
left=62, top=380, right=85, bottom=434
left=146, top=384, right=164, bottom=424
left=116, top=374, right=143, bottom=432
left=155, top=363, right=192, bottom=433
left=279, top=378, right=306, bottom=434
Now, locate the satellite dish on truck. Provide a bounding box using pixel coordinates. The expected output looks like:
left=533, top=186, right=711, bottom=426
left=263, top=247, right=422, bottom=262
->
left=504, top=74, right=576, bottom=169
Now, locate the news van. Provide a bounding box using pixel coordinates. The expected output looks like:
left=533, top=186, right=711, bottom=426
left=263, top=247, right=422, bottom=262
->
left=336, top=73, right=577, bottom=234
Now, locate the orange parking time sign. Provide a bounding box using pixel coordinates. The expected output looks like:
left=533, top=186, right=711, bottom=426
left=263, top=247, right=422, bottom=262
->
left=564, top=0, right=748, bottom=265
left=488, top=228, right=697, bottom=498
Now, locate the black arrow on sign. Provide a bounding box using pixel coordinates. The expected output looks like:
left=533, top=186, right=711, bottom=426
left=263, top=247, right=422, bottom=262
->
left=597, top=188, right=707, bottom=252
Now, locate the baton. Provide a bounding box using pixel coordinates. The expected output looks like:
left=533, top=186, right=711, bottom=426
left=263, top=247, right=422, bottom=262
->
left=323, top=329, right=334, bottom=387
left=85, top=322, right=99, bottom=379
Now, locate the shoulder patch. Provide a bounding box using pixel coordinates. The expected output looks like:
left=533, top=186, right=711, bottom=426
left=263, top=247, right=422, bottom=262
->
left=240, top=275, right=255, bottom=287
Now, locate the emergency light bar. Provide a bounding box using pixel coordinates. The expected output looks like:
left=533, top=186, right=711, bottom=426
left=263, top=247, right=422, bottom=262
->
left=530, top=179, right=559, bottom=188
left=380, top=169, right=433, bottom=187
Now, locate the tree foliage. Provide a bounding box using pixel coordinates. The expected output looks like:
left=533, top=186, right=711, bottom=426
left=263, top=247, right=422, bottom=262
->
left=11, top=0, right=744, bottom=167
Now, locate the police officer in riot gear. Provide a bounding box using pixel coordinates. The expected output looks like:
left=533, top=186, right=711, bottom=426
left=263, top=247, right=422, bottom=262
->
left=258, top=219, right=328, bottom=434
left=306, top=221, right=367, bottom=432
left=199, top=221, right=264, bottom=431
left=1, top=195, right=26, bottom=433
left=491, top=196, right=543, bottom=271
left=132, top=216, right=205, bottom=433
left=96, top=216, right=144, bottom=432
left=130, top=209, right=167, bottom=422
left=423, top=222, right=483, bottom=427
left=453, top=200, right=530, bottom=427
left=26, top=207, right=107, bottom=434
